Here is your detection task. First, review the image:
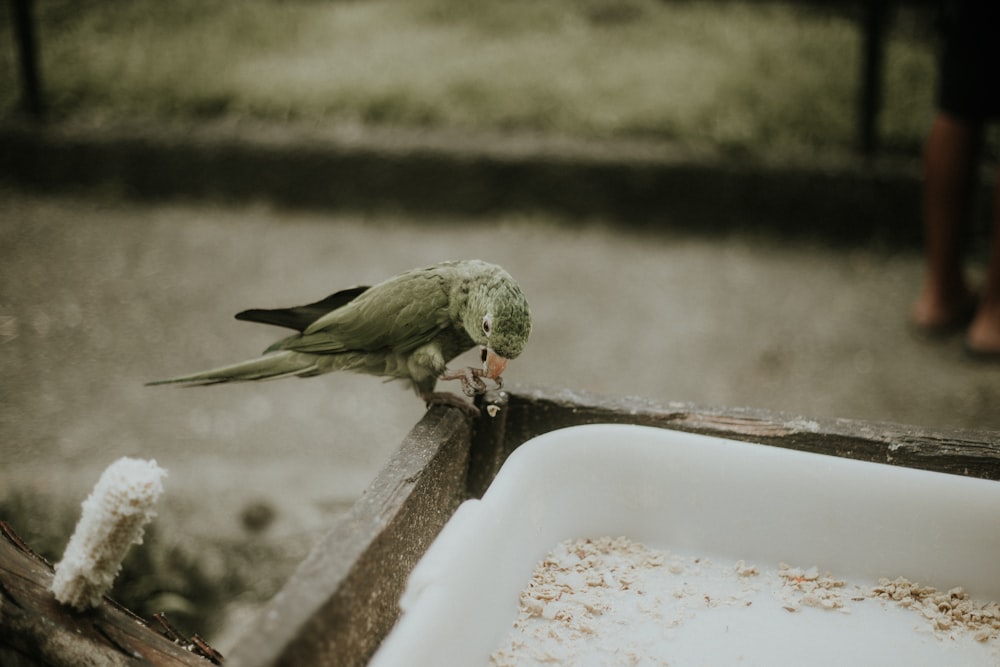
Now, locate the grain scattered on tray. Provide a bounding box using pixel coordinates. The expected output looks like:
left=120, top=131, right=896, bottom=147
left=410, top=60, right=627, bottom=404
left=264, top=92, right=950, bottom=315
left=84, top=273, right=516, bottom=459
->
left=489, top=537, right=779, bottom=666
left=871, top=577, right=1000, bottom=641
left=489, top=537, right=1000, bottom=666
left=777, top=562, right=848, bottom=611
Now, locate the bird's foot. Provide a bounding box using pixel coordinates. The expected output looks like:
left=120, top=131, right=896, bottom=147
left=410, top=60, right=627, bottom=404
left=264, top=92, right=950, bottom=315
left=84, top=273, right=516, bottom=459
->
left=421, top=391, right=481, bottom=417
left=439, top=366, right=503, bottom=397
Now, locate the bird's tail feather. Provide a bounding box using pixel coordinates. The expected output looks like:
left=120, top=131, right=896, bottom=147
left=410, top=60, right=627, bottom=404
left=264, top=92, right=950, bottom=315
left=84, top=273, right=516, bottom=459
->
left=146, top=351, right=320, bottom=386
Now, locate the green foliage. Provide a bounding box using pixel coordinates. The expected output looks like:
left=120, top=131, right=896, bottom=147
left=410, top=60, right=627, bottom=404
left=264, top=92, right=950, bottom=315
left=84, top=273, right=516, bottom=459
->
left=0, top=0, right=938, bottom=156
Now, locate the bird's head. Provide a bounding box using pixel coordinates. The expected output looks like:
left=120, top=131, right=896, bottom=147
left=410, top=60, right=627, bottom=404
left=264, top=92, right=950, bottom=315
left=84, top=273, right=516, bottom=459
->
left=464, top=270, right=531, bottom=383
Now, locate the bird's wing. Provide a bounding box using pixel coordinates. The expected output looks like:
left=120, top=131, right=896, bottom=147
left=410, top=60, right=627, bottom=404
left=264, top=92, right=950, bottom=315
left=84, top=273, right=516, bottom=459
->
left=234, top=286, right=369, bottom=332
left=278, top=267, right=455, bottom=355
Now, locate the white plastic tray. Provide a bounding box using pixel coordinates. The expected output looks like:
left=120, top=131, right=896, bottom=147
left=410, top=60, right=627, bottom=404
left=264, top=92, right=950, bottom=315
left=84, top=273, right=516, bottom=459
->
left=371, top=424, right=1000, bottom=666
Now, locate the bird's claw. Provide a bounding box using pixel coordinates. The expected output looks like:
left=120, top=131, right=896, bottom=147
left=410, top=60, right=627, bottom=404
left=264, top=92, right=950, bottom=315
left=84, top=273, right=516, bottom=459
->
left=439, top=366, right=502, bottom=397
left=460, top=369, right=487, bottom=397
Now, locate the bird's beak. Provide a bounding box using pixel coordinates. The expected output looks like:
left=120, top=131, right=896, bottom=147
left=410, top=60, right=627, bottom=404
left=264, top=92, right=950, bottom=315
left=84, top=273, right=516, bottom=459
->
left=481, top=346, right=509, bottom=380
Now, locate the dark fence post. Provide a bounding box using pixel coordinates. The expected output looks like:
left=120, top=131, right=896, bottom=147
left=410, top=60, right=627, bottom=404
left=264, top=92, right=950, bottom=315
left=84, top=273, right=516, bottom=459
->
left=859, top=0, right=888, bottom=158
left=10, top=0, right=44, bottom=119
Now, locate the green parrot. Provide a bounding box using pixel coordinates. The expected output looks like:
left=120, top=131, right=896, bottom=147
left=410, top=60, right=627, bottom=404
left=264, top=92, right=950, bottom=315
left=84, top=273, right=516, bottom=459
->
left=147, top=260, right=531, bottom=406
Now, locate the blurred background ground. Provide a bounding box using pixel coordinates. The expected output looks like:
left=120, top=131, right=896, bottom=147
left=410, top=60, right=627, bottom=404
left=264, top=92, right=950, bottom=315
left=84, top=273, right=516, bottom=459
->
left=2, top=0, right=1000, bottom=656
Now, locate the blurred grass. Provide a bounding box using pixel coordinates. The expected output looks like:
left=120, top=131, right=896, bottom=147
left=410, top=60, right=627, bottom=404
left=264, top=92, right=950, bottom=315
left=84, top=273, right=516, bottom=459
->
left=1, top=0, right=938, bottom=156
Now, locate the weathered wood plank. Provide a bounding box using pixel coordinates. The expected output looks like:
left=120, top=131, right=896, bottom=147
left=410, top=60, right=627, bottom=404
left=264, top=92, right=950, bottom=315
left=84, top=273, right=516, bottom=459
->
left=0, top=522, right=216, bottom=666
left=488, top=385, right=1000, bottom=481
left=225, top=405, right=474, bottom=667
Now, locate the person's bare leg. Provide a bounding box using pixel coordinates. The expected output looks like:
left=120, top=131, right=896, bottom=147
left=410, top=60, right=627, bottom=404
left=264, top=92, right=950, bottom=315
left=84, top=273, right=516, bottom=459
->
left=911, top=112, right=981, bottom=333
left=967, top=167, right=1000, bottom=354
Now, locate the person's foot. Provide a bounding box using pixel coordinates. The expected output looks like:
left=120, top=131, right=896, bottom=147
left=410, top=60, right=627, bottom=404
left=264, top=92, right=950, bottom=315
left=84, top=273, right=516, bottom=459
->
left=966, top=295, right=1000, bottom=358
left=910, top=283, right=977, bottom=337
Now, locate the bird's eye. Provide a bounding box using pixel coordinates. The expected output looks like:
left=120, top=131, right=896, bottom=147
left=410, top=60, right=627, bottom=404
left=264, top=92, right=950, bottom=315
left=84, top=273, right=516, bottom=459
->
left=482, top=314, right=492, bottom=336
